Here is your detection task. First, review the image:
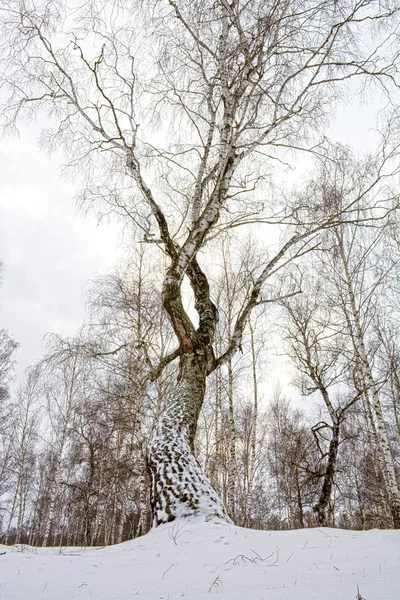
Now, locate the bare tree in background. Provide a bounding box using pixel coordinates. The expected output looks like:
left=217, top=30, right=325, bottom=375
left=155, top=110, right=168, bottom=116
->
left=0, top=260, right=18, bottom=532
left=3, top=368, right=40, bottom=544
left=86, top=247, right=175, bottom=535
left=266, top=389, right=318, bottom=529
left=0, top=261, right=18, bottom=405
left=282, top=294, right=360, bottom=526
left=0, top=330, right=17, bottom=404
left=36, top=335, right=88, bottom=546
left=1, top=0, right=399, bottom=525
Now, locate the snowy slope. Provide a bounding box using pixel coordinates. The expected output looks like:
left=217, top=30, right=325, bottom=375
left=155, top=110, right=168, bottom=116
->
left=1, top=519, right=399, bottom=600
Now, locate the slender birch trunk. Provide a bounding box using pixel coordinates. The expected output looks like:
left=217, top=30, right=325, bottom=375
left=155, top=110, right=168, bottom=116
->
left=135, top=449, right=151, bottom=537
left=337, top=232, right=400, bottom=527
left=16, top=480, right=28, bottom=544
left=243, top=320, right=258, bottom=527
left=4, top=475, right=19, bottom=544
left=354, top=466, right=365, bottom=529
left=28, top=494, right=39, bottom=546
left=226, top=357, right=236, bottom=521
left=360, top=388, right=392, bottom=504
left=295, top=468, right=304, bottom=528
left=209, top=367, right=221, bottom=491
left=390, top=368, right=400, bottom=437
left=42, top=455, right=63, bottom=547
left=116, top=490, right=126, bottom=545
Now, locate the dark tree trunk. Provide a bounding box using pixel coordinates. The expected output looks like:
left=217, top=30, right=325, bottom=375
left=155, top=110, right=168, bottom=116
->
left=313, top=419, right=340, bottom=527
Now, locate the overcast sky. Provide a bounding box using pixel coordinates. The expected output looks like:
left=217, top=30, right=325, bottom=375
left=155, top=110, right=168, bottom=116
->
left=0, top=126, right=121, bottom=384
left=0, top=91, right=383, bottom=390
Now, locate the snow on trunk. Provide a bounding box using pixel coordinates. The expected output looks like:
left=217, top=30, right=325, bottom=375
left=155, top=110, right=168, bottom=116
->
left=148, top=354, right=229, bottom=525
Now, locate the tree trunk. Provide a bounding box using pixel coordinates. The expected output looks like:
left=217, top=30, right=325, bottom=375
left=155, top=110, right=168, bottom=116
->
left=42, top=456, right=62, bottom=547
left=16, top=482, right=27, bottom=544
left=295, top=468, right=304, bottom=528
left=314, top=418, right=340, bottom=527
left=390, top=366, right=400, bottom=438
left=148, top=353, right=229, bottom=525
left=4, top=470, right=22, bottom=544
left=209, top=366, right=222, bottom=492
left=135, top=449, right=151, bottom=537
left=226, top=357, right=236, bottom=521
left=336, top=234, right=400, bottom=527
left=354, top=467, right=365, bottom=529
left=244, top=320, right=258, bottom=527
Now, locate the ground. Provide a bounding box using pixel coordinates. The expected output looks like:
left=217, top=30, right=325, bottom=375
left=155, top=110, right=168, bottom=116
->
left=1, top=519, right=399, bottom=599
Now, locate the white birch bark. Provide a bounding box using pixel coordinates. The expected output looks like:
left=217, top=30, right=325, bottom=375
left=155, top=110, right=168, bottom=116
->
left=41, top=454, right=63, bottom=547
left=135, top=449, right=150, bottom=538
left=226, top=357, right=236, bottom=521
left=337, top=232, right=400, bottom=526
left=16, top=480, right=28, bottom=544
left=243, top=320, right=258, bottom=527
left=210, top=365, right=222, bottom=492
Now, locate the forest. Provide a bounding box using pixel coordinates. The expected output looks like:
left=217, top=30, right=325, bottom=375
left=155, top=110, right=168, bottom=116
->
left=0, top=0, right=400, bottom=548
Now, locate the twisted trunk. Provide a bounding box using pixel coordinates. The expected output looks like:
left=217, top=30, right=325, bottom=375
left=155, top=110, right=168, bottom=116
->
left=148, top=353, right=228, bottom=525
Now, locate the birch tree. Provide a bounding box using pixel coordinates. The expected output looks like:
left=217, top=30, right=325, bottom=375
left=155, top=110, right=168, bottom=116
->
left=310, top=150, right=400, bottom=526
left=38, top=336, right=86, bottom=546
left=1, top=0, right=399, bottom=525
left=333, top=232, right=400, bottom=527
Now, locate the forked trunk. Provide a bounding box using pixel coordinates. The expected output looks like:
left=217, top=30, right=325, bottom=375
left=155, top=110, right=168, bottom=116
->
left=148, top=353, right=229, bottom=525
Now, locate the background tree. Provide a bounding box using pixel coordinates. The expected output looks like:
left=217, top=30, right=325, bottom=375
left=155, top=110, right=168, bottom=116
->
left=265, top=388, right=318, bottom=529
left=282, top=292, right=360, bottom=526
left=0, top=260, right=18, bottom=404
left=2, top=368, right=40, bottom=544
left=0, top=259, right=18, bottom=535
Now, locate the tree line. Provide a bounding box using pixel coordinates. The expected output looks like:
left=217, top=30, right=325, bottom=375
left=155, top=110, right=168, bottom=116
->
left=1, top=173, right=400, bottom=544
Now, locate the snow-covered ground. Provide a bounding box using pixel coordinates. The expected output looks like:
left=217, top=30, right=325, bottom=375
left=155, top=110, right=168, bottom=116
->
left=1, top=519, right=399, bottom=600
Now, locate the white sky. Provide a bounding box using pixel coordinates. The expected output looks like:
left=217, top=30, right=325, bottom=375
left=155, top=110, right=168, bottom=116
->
left=0, top=126, right=121, bottom=382
left=0, top=89, right=384, bottom=390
